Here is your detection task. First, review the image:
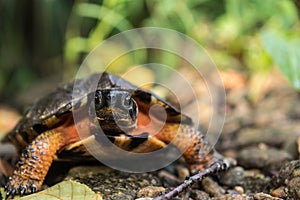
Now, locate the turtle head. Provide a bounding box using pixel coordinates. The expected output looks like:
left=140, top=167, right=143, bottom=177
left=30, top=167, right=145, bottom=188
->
left=93, top=89, right=138, bottom=134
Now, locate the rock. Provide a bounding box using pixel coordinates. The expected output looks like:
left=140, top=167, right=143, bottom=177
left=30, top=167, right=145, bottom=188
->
left=220, top=167, right=245, bottom=186
left=202, top=177, right=225, bottom=197
left=270, top=186, right=286, bottom=199
left=234, top=186, right=244, bottom=194
left=282, top=131, right=300, bottom=159
left=136, top=186, right=165, bottom=198
left=189, top=190, right=210, bottom=200
left=175, top=165, right=190, bottom=180
left=237, top=147, right=292, bottom=172
left=65, top=166, right=162, bottom=200
left=227, top=97, right=254, bottom=128
left=157, top=170, right=180, bottom=187
left=235, top=128, right=286, bottom=148
left=253, top=192, right=283, bottom=200
left=253, top=89, right=294, bottom=127
left=269, top=160, right=300, bottom=199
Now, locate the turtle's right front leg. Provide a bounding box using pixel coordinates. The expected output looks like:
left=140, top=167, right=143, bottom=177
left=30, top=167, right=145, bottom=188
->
left=5, top=130, right=65, bottom=197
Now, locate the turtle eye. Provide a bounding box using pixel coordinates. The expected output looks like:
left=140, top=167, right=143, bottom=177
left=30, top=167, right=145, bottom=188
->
left=123, top=96, right=131, bottom=107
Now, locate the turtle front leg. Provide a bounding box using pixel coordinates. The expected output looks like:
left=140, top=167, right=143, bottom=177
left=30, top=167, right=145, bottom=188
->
left=5, top=130, right=65, bottom=197
left=155, top=123, right=217, bottom=173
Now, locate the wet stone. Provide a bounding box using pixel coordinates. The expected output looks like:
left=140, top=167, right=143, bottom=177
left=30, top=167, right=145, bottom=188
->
left=65, top=166, right=162, bottom=200
left=237, top=147, right=292, bottom=172
left=202, top=177, right=225, bottom=197
left=235, top=128, right=287, bottom=148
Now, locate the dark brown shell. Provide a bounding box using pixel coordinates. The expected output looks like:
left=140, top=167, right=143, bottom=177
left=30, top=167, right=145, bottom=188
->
left=2, top=72, right=192, bottom=151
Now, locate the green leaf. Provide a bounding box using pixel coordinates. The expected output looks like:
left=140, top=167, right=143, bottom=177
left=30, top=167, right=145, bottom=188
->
left=9, top=180, right=103, bottom=200
left=261, top=31, right=300, bottom=90
left=0, top=187, right=5, bottom=200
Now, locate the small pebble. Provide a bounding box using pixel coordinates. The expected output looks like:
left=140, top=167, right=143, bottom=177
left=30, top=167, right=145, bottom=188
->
left=220, top=167, right=245, bottom=186
left=175, top=165, right=190, bottom=180
left=189, top=190, right=210, bottom=200
left=157, top=170, right=180, bottom=186
left=271, top=186, right=287, bottom=198
left=136, top=186, right=165, bottom=198
left=202, top=177, right=225, bottom=197
left=234, top=186, right=244, bottom=194
left=253, top=192, right=283, bottom=200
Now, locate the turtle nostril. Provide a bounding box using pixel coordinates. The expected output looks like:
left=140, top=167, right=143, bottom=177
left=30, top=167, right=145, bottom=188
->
left=106, top=93, right=117, bottom=106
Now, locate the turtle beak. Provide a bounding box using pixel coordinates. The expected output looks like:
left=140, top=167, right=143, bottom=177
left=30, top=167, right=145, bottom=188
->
left=95, top=106, right=137, bottom=133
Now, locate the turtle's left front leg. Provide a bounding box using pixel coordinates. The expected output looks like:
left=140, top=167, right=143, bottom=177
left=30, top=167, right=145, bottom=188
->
left=155, top=123, right=218, bottom=173
left=5, top=130, right=65, bottom=197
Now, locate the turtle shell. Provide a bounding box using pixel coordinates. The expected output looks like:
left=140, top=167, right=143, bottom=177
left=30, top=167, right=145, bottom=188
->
left=3, top=72, right=193, bottom=155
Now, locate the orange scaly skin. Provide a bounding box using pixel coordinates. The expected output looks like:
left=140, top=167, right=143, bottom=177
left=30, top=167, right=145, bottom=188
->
left=5, top=130, right=66, bottom=196
left=155, top=123, right=215, bottom=173
left=4, top=122, right=214, bottom=197
left=134, top=109, right=215, bottom=172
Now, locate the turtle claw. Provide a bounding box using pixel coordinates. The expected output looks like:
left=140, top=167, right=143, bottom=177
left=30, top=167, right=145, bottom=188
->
left=5, top=188, right=16, bottom=198
left=20, top=186, right=27, bottom=196
left=5, top=175, right=41, bottom=198
left=31, top=185, right=37, bottom=193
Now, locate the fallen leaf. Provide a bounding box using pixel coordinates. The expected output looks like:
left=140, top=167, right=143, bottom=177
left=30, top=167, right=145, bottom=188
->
left=11, top=180, right=103, bottom=200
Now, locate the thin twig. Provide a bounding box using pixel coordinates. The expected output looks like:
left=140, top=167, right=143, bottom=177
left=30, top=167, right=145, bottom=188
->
left=154, top=159, right=233, bottom=200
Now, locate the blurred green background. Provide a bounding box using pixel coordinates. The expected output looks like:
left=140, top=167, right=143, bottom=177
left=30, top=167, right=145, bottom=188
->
left=0, top=0, right=299, bottom=109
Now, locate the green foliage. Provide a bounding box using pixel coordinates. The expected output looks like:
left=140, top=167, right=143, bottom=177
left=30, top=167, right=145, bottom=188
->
left=1, top=0, right=300, bottom=105
left=262, top=31, right=300, bottom=90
